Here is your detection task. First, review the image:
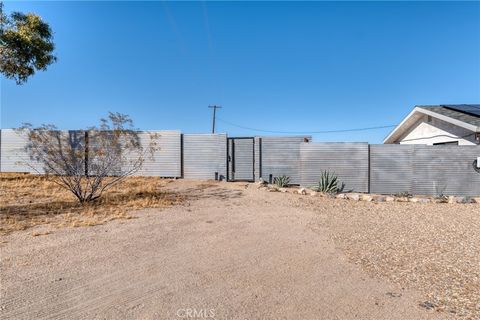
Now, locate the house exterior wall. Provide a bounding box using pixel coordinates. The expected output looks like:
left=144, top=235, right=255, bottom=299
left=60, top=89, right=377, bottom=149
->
left=398, top=115, right=477, bottom=145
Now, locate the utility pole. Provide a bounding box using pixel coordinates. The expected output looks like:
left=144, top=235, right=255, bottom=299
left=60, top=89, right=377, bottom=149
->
left=208, top=105, right=222, bottom=133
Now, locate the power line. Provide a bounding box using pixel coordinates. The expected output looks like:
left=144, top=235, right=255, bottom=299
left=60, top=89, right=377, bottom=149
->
left=217, top=117, right=397, bottom=134
left=400, top=132, right=475, bottom=142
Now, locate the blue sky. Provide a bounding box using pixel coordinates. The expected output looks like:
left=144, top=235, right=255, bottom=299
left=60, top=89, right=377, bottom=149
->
left=1, top=1, right=479, bottom=143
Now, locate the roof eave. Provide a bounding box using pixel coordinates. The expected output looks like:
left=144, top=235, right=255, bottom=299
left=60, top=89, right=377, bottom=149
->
left=383, top=107, right=479, bottom=144
left=383, top=107, right=421, bottom=144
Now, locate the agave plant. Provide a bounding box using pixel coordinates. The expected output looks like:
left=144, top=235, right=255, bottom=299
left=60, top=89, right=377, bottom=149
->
left=315, top=171, right=342, bottom=194
left=274, top=175, right=290, bottom=188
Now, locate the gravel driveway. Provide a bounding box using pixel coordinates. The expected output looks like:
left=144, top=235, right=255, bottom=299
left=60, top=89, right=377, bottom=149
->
left=0, top=180, right=459, bottom=319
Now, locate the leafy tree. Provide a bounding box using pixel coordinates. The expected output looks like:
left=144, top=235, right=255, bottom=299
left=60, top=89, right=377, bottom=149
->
left=17, top=113, right=159, bottom=204
left=0, top=2, right=56, bottom=84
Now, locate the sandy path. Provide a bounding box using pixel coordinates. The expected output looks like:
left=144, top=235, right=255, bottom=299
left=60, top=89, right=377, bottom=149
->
left=0, top=181, right=445, bottom=319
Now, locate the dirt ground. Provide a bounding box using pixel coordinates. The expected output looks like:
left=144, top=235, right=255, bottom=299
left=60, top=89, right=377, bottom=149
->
left=1, top=180, right=478, bottom=319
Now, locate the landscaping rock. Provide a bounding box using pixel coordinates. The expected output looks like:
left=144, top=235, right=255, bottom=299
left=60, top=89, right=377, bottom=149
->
left=361, top=195, right=373, bottom=202
left=298, top=188, right=307, bottom=195
left=448, top=196, right=469, bottom=204
left=417, top=198, right=431, bottom=203
left=409, top=197, right=429, bottom=203
left=386, top=292, right=402, bottom=298
left=373, top=196, right=386, bottom=202
left=456, top=197, right=470, bottom=204
left=279, top=188, right=288, bottom=193
left=336, top=193, right=347, bottom=199
left=385, top=196, right=395, bottom=202
left=347, top=194, right=360, bottom=201
left=433, top=196, right=448, bottom=203
left=256, top=181, right=267, bottom=189
left=472, top=197, right=480, bottom=204
left=309, top=191, right=317, bottom=196
left=420, top=301, right=437, bottom=310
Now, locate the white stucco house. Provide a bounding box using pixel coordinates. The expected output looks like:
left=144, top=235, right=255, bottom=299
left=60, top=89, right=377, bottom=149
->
left=384, top=104, right=480, bottom=145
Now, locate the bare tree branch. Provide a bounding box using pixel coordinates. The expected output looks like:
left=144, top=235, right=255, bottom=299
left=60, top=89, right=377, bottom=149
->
left=16, top=113, right=159, bottom=204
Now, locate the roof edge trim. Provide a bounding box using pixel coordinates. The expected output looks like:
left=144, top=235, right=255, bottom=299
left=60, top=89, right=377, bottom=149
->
left=384, top=107, right=479, bottom=144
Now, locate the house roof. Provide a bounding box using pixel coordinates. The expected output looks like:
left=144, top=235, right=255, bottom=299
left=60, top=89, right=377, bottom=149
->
left=418, top=105, right=480, bottom=127
left=383, top=104, right=480, bottom=144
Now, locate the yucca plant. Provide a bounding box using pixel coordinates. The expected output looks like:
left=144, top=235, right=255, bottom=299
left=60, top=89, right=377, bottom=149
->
left=315, top=171, right=341, bottom=194
left=274, top=175, right=290, bottom=188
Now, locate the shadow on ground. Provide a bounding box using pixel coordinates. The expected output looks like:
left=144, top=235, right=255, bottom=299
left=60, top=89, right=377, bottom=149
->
left=179, top=183, right=244, bottom=201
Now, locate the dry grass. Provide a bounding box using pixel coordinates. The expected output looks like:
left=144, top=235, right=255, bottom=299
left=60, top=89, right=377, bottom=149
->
left=0, top=173, right=184, bottom=235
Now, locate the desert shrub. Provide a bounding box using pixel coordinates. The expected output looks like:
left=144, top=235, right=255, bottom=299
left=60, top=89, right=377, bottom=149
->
left=394, top=191, right=412, bottom=198
left=274, top=175, right=290, bottom=188
left=17, top=112, right=159, bottom=204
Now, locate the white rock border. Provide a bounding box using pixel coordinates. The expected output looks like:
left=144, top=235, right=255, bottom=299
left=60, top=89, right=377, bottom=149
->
left=255, top=182, right=479, bottom=204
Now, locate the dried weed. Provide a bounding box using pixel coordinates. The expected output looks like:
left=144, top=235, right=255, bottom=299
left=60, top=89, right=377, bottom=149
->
left=0, top=173, right=183, bottom=235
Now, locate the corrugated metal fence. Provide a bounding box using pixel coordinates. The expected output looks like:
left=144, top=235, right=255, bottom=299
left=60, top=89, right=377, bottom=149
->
left=300, top=143, right=369, bottom=192
left=255, top=136, right=310, bottom=185
left=228, top=138, right=254, bottom=181
left=183, top=134, right=227, bottom=180
left=127, top=131, right=182, bottom=177
left=370, top=145, right=480, bottom=196
left=1, top=129, right=479, bottom=196
left=0, top=129, right=182, bottom=177
left=0, top=129, right=44, bottom=173
left=370, top=144, right=413, bottom=194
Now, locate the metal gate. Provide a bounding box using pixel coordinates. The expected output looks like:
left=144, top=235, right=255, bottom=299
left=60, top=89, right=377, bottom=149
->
left=228, top=137, right=255, bottom=181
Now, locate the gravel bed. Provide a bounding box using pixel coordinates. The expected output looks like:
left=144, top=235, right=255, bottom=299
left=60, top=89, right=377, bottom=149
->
left=300, top=198, right=480, bottom=319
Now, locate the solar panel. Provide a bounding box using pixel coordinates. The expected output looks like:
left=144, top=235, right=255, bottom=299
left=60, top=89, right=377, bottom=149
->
left=444, top=105, right=480, bottom=117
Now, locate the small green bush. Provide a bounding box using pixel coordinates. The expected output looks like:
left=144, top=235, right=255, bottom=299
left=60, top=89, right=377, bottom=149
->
left=274, top=175, right=290, bottom=188
left=315, top=171, right=342, bottom=194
